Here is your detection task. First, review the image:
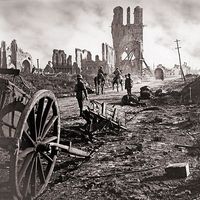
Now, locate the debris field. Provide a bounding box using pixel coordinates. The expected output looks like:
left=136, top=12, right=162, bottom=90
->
left=36, top=76, right=200, bottom=200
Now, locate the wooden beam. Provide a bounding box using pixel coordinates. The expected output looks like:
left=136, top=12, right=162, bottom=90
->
left=50, top=142, right=89, bottom=157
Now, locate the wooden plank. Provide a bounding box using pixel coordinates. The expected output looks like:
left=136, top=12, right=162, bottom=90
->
left=101, top=102, right=106, bottom=116
left=112, top=108, right=118, bottom=121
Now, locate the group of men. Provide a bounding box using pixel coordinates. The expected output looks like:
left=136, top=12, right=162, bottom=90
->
left=74, top=66, right=134, bottom=116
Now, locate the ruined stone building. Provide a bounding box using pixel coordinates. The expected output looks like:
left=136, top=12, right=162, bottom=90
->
left=0, top=41, right=7, bottom=69
left=154, top=64, right=171, bottom=80
left=171, top=62, right=191, bottom=76
left=75, top=48, right=82, bottom=74
left=111, top=6, right=143, bottom=75
left=52, top=49, right=73, bottom=74
left=44, top=61, right=54, bottom=74
left=0, top=39, right=33, bottom=73
left=75, top=48, right=98, bottom=75
left=102, top=43, right=115, bottom=74
left=75, top=44, right=114, bottom=76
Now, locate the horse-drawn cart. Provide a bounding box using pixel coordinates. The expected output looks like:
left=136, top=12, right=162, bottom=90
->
left=0, top=69, right=89, bottom=200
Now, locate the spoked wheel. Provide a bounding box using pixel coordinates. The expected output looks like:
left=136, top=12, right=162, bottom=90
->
left=12, top=90, right=60, bottom=200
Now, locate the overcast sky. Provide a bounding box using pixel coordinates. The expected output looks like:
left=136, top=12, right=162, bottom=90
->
left=0, top=0, right=199, bottom=69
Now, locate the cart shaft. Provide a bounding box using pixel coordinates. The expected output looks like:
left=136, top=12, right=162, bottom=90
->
left=50, top=142, right=89, bottom=157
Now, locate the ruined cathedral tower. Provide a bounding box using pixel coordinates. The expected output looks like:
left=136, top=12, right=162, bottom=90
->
left=111, top=6, right=143, bottom=74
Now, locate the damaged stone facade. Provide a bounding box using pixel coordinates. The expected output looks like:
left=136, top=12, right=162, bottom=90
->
left=52, top=49, right=74, bottom=74
left=111, top=6, right=143, bottom=74
left=75, top=48, right=99, bottom=75
left=0, top=39, right=33, bottom=73
left=102, top=43, right=115, bottom=74
left=154, top=64, right=172, bottom=79
left=75, top=44, right=115, bottom=76
left=44, top=61, right=54, bottom=74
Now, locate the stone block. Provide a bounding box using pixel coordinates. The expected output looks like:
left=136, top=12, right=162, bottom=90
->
left=165, top=162, right=190, bottom=178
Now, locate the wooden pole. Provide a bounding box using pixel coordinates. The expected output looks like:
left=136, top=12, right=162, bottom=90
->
left=175, top=39, right=186, bottom=83
left=37, top=59, right=40, bottom=69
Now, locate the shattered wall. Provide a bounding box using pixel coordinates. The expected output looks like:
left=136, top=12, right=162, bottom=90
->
left=75, top=48, right=98, bottom=75
left=44, top=61, right=54, bottom=74
left=102, top=43, right=115, bottom=74
left=111, top=6, right=143, bottom=74
left=82, top=49, right=92, bottom=60
left=0, top=39, right=33, bottom=73
left=75, top=45, right=115, bottom=76
left=154, top=64, right=172, bottom=79
left=52, top=49, right=73, bottom=74
left=17, top=48, right=33, bottom=73
left=75, top=48, right=83, bottom=72
left=0, top=41, right=7, bottom=68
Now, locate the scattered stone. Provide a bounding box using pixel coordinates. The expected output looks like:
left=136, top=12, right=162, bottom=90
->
left=165, top=162, right=190, bottom=178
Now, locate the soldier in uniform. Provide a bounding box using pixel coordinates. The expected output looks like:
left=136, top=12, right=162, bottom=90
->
left=125, top=73, right=133, bottom=95
left=75, top=74, right=88, bottom=116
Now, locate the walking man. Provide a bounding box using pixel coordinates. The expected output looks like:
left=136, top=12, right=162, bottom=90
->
left=125, top=73, right=133, bottom=95
left=75, top=74, right=88, bottom=116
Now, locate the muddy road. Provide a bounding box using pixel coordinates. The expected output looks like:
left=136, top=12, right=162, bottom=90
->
left=38, top=77, right=200, bottom=200
left=59, top=78, right=166, bottom=120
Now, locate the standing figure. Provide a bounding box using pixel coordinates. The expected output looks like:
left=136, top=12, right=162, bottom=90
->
left=94, top=72, right=105, bottom=95
left=125, top=73, right=133, bottom=95
left=75, top=74, right=88, bottom=116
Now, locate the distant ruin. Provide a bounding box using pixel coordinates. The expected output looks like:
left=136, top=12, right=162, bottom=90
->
left=111, top=6, right=143, bottom=74
left=51, top=45, right=115, bottom=76
left=171, top=62, right=191, bottom=76
left=75, top=44, right=115, bottom=75
left=0, top=39, right=33, bottom=73
left=102, top=43, right=115, bottom=74
left=52, top=49, right=74, bottom=74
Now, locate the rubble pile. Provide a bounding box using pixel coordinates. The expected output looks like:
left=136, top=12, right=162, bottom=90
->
left=20, top=73, right=76, bottom=97
left=151, top=75, right=198, bottom=105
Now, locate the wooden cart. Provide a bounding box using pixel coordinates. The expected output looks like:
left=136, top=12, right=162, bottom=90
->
left=0, top=69, right=89, bottom=200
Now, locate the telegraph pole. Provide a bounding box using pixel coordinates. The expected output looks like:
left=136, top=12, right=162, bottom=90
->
left=175, top=39, right=186, bottom=83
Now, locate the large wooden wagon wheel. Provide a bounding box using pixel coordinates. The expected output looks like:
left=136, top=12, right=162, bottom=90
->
left=11, top=90, right=60, bottom=200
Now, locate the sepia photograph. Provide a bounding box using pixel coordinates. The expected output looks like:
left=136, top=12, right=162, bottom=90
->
left=0, top=0, right=200, bottom=199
